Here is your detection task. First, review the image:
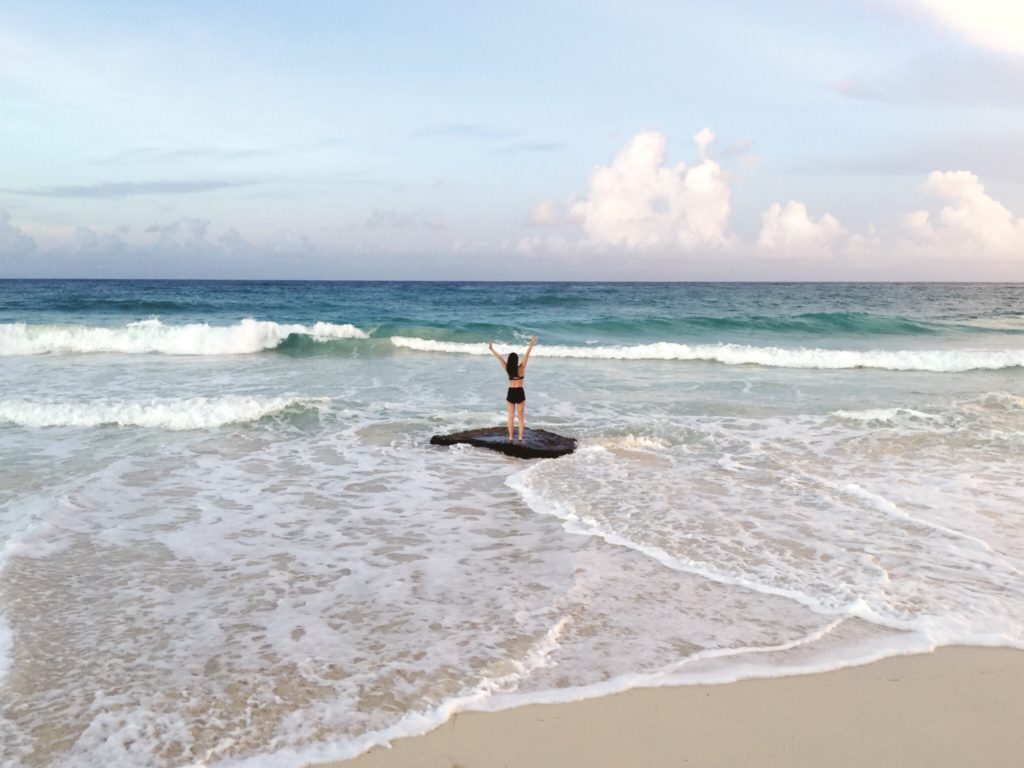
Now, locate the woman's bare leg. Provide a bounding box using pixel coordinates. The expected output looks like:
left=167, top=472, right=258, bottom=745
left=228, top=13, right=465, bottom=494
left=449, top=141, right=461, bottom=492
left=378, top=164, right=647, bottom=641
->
left=517, top=402, right=526, bottom=441
left=507, top=402, right=515, bottom=441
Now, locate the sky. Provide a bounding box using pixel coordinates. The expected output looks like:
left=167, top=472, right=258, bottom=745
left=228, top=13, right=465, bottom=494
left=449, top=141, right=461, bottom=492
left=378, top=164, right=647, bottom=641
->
left=1, top=0, right=1023, bottom=280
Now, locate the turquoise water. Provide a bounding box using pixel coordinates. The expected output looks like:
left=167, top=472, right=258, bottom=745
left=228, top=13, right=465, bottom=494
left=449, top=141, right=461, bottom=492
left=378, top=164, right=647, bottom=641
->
left=4, top=280, right=1023, bottom=345
left=1, top=281, right=1023, bottom=767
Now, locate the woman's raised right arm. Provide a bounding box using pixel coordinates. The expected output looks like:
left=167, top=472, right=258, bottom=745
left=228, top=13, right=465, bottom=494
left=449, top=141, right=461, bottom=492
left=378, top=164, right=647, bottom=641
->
left=521, top=336, right=538, bottom=370
left=488, top=342, right=508, bottom=371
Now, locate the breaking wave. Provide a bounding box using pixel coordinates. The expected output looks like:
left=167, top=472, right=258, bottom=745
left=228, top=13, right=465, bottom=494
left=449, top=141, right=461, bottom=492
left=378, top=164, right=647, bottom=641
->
left=389, top=337, right=1024, bottom=372
left=831, top=408, right=943, bottom=423
left=0, top=318, right=368, bottom=356
left=0, top=395, right=324, bottom=430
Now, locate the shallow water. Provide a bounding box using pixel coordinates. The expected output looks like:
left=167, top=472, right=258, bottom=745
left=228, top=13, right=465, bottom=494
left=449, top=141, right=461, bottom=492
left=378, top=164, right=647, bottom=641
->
left=1, top=281, right=1022, bottom=767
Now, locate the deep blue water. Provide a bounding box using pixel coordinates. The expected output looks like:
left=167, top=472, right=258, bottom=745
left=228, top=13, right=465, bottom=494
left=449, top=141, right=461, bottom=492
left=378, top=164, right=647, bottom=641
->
left=3, top=280, right=1024, bottom=347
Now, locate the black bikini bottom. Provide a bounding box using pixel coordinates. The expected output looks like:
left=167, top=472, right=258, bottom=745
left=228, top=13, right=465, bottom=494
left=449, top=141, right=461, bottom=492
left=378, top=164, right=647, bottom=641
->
left=506, top=387, right=526, bottom=404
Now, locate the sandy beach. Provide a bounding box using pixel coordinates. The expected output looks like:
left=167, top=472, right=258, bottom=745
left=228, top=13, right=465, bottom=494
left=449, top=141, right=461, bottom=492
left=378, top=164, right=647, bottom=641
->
left=328, top=647, right=1024, bottom=768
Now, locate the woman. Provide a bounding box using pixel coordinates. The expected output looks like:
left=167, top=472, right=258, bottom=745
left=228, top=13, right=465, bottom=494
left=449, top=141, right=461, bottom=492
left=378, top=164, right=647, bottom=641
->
left=488, top=335, right=537, bottom=442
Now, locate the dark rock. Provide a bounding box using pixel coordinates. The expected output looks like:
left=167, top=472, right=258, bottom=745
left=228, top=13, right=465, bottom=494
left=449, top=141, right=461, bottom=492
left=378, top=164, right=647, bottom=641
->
left=430, top=427, right=577, bottom=459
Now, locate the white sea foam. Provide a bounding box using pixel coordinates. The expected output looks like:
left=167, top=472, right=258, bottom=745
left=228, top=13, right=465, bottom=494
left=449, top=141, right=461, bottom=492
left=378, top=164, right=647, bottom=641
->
left=5, top=311, right=1024, bottom=768
left=506, top=452, right=866, bottom=620
left=601, top=434, right=670, bottom=451
left=0, top=396, right=321, bottom=430
left=221, top=617, right=570, bottom=768
left=831, top=407, right=942, bottom=423
left=507, top=438, right=1024, bottom=643
left=0, top=613, right=11, bottom=685
left=211, top=622, right=946, bottom=768
left=483, top=620, right=932, bottom=711
left=0, top=318, right=367, bottom=356
left=0, top=419, right=587, bottom=768
left=222, top=618, right=932, bottom=768
left=838, top=482, right=998, bottom=554
left=978, top=392, right=1024, bottom=410
left=56, top=700, right=195, bottom=768
left=389, top=336, right=1024, bottom=371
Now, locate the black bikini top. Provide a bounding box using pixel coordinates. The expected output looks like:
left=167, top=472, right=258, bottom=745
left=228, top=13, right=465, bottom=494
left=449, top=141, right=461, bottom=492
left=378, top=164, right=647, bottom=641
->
left=508, top=373, right=523, bottom=381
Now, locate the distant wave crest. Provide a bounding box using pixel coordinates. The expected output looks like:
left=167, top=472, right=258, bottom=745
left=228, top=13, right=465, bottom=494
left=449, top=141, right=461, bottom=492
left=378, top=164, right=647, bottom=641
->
left=831, top=408, right=942, bottom=423
left=390, top=336, right=1024, bottom=372
left=0, top=395, right=323, bottom=430
left=0, top=318, right=368, bottom=356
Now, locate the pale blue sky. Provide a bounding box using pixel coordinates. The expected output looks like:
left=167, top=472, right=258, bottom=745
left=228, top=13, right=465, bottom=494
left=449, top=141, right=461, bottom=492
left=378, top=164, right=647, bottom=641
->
left=2, top=0, right=1023, bottom=279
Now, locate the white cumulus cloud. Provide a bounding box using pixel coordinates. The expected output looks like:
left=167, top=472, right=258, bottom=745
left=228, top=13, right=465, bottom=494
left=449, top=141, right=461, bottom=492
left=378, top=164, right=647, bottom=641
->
left=694, top=127, right=715, bottom=160
left=758, top=201, right=847, bottom=259
left=0, top=210, right=37, bottom=260
left=908, top=0, right=1024, bottom=56
left=902, top=170, right=1024, bottom=256
left=753, top=169, right=1023, bottom=270
left=529, top=200, right=563, bottom=226
left=569, top=129, right=732, bottom=251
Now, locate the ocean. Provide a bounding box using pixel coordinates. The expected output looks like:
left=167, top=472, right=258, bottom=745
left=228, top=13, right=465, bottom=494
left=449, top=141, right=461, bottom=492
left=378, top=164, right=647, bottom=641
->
left=1, top=280, right=1022, bottom=767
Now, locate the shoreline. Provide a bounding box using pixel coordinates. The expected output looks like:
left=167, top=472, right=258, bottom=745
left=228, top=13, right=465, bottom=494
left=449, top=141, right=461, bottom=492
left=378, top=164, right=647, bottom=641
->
left=319, top=646, right=1024, bottom=768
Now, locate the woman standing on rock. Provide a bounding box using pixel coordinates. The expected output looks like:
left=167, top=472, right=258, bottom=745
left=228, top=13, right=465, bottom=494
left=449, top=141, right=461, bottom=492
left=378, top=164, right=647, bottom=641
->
left=488, top=336, right=537, bottom=442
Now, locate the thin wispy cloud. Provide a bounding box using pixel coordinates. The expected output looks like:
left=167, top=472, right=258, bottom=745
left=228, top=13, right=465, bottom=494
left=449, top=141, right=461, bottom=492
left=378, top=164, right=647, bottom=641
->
left=362, top=208, right=446, bottom=231
left=720, top=138, right=754, bottom=158
left=493, top=141, right=566, bottom=155
left=803, top=131, right=1024, bottom=183
left=14, top=179, right=256, bottom=198
left=100, top=147, right=279, bottom=164
left=97, top=137, right=349, bottom=166
left=411, top=124, right=519, bottom=140
left=833, top=52, right=1024, bottom=106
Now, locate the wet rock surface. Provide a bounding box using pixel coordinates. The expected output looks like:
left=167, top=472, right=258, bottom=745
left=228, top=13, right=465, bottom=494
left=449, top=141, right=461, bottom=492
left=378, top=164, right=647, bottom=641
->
left=430, top=427, right=577, bottom=459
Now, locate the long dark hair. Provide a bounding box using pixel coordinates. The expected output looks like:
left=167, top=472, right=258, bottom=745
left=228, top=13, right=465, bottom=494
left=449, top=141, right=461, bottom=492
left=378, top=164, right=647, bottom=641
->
left=506, top=352, right=519, bottom=378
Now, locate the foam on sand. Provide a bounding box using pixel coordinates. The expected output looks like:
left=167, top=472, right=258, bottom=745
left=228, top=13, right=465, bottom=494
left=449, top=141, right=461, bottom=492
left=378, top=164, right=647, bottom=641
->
left=0, top=318, right=368, bottom=356
left=506, top=442, right=1024, bottom=644
left=0, top=613, right=11, bottom=685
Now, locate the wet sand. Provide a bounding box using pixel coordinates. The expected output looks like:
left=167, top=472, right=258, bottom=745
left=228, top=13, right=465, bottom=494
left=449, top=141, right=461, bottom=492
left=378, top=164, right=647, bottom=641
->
left=321, top=647, right=1024, bottom=768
